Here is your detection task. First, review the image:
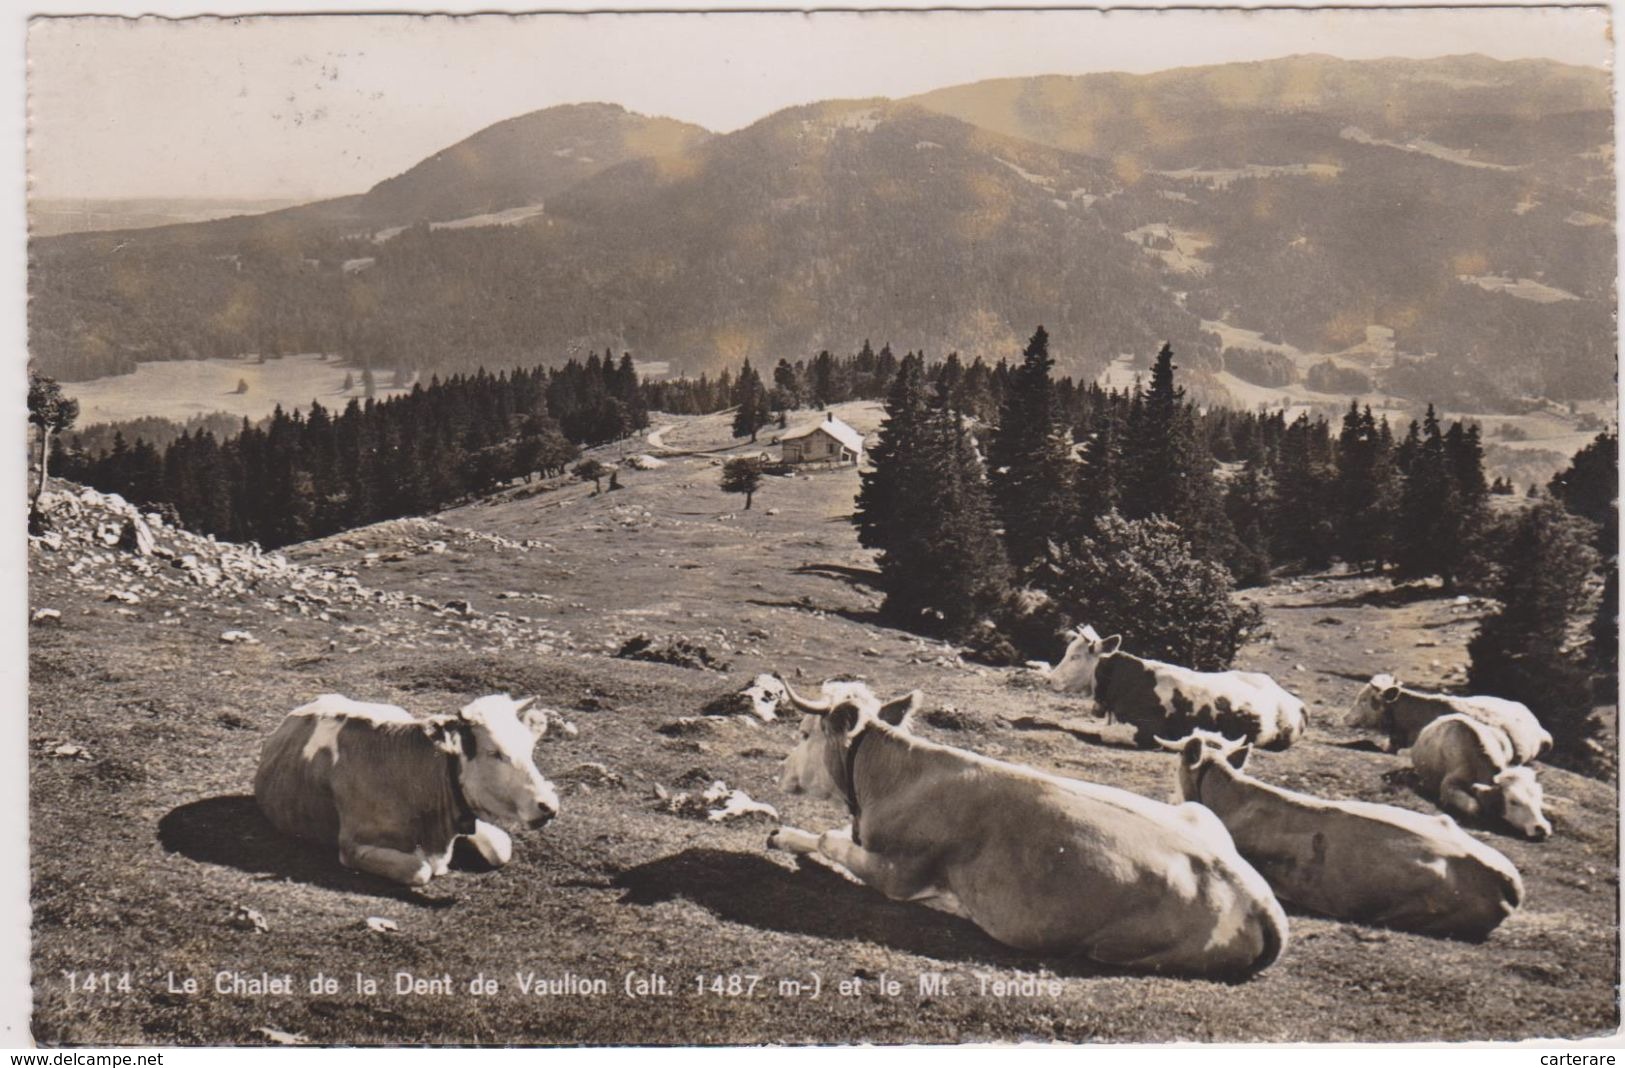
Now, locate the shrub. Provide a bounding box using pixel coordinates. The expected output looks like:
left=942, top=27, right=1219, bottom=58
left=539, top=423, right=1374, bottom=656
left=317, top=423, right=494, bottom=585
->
left=1042, top=511, right=1261, bottom=670
left=1305, top=360, right=1372, bottom=394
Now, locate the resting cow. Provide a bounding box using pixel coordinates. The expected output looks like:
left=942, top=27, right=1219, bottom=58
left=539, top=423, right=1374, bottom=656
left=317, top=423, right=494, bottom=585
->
left=1040, top=626, right=1306, bottom=750
left=767, top=677, right=1288, bottom=979
left=1344, top=674, right=1551, bottom=763
left=1410, top=713, right=1552, bottom=841
left=1159, top=732, right=1523, bottom=940
left=254, top=693, right=560, bottom=886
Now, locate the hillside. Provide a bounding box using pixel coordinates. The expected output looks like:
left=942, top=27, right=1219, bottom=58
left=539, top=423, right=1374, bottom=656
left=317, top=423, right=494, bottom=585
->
left=27, top=407, right=1618, bottom=1044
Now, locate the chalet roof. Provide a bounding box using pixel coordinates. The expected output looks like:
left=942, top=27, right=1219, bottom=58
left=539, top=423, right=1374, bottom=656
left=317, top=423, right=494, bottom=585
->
left=779, top=414, right=865, bottom=454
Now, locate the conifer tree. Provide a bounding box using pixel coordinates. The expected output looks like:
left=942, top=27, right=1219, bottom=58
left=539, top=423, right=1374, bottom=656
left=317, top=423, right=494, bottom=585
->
left=855, top=354, right=930, bottom=554
left=1224, top=426, right=1275, bottom=587
left=1468, top=500, right=1601, bottom=766
left=1394, top=405, right=1469, bottom=589
left=1335, top=402, right=1394, bottom=571
left=1119, top=342, right=1234, bottom=563
left=1270, top=413, right=1338, bottom=571
left=986, top=326, right=1077, bottom=574
left=1072, top=404, right=1123, bottom=534
left=730, top=360, right=772, bottom=442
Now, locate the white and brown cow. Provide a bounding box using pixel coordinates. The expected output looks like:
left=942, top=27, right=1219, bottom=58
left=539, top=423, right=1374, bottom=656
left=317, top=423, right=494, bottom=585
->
left=254, top=693, right=560, bottom=886
left=768, top=678, right=1288, bottom=979
left=1410, top=713, right=1553, bottom=841
left=1344, top=674, right=1552, bottom=764
left=1040, top=627, right=1306, bottom=750
left=1159, top=731, right=1524, bottom=940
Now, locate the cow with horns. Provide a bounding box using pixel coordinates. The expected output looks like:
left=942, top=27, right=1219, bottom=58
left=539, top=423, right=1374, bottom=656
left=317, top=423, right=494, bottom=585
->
left=767, top=676, right=1288, bottom=978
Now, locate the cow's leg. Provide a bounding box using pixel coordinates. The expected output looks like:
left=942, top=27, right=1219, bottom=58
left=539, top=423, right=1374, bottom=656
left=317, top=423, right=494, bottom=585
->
left=767, top=825, right=821, bottom=855
left=1437, top=775, right=1483, bottom=820
left=462, top=821, right=514, bottom=868
left=814, top=827, right=941, bottom=905
left=340, top=839, right=434, bottom=886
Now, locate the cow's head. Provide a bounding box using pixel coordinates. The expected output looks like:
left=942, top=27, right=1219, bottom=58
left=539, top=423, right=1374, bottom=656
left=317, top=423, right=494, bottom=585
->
left=1047, top=625, right=1122, bottom=697
left=448, top=694, right=560, bottom=830
left=1474, top=766, right=1552, bottom=841
left=1158, top=731, right=1250, bottom=803
left=1343, top=673, right=1402, bottom=728
left=776, top=676, right=920, bottom=802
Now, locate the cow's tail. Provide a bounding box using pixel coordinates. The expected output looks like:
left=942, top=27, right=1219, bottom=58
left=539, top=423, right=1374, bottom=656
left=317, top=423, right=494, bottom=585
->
left=1247, top=895, right=1290, bottom=978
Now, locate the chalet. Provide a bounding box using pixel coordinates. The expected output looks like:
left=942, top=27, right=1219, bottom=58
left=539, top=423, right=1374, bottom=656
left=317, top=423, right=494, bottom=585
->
left=778, top=412, right=864, bottom=466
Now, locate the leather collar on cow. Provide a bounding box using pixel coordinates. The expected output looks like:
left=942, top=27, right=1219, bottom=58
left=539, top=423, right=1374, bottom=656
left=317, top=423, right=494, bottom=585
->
left=841, top=723, right=873, bottom=847
left=446, top=722, right=480, bottom=835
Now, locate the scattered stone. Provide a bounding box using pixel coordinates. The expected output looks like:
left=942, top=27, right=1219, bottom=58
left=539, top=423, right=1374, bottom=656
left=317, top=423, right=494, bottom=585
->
left=104, top=589, right=140, bottom=605
left=30, top=608, right=61, bottom=625
left=923, top=705, right=975, bottom=731
left=50, top=743, right=90, bottom=760
left=118, top=517, right=156, bottom=556
left=220, top=630, right=260, bottom=645
left=616, top=634, right=730, bottom=672
left=655, top=778, right=778, bottom=823
left=656, top=717, right=715, bottom=738
left=230, top=906, right=269, bottom=934
left=557, top=762, right=624, bottom=790
left=254, top=1028, right=308, bottom=1047
left=365, top=917, right=399, bottom=935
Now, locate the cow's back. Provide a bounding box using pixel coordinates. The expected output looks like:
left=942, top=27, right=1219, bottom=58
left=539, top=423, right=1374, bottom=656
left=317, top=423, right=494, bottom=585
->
left=1146, top=663, right=1300, bottom=749
left=1393, top=692, right=1547, bottom=763
left=1214, top=781, right=1521, bottom=938
left=1411, top=714, right=1510, bottom=793
left=255, top=711, right=345, bottom=844
left=917, top=758, right=1285, bottom=975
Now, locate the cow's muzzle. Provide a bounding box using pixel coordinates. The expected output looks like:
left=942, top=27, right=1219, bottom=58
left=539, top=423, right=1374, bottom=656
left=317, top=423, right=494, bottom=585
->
left=527, top=809, right=557, bottom=829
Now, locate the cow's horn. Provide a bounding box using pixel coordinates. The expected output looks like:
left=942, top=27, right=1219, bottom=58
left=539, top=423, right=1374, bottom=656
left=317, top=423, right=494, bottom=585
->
left=1152, top=736, right=1187, bottom=752
left=775, top=675, right=834, bottom=714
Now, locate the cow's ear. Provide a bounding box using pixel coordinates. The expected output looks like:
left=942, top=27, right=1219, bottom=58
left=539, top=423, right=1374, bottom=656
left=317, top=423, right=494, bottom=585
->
left=430, top=719, right=470, bottom=757
left=1226, top=743, right=1252, bottom=770
left=829, top=702, right=862, bottom=737
left=1181, top=735, right=1205, bottom=768
left=1380, top=686, right=1401, bottom=704
left=1470, top=782, right=1504, bottom=814
left=521, top=702, right=549, bottom=741
left=877, top=690, right=921, bottom=728
left=1099, top=634, right=1123, bottom=655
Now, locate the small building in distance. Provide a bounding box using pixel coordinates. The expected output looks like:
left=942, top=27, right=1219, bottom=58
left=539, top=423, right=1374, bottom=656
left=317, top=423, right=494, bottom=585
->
left=778, top=412, right=865, bottom=466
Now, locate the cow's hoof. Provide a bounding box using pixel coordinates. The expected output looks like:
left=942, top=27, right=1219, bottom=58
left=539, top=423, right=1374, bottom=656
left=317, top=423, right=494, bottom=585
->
left=766, top=828, right=782, bottom=851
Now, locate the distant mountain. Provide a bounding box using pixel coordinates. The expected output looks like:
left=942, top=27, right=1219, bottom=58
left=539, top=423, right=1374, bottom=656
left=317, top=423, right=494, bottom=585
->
left=354, top=103, right=712, bottom=226
left=911, top=55, right=1616, bottom=401
left=28, top=57, right=1618, bottom=405
left=341, top=99, right=1206, bottom=375
left=28, top=197, right=312, bottom=237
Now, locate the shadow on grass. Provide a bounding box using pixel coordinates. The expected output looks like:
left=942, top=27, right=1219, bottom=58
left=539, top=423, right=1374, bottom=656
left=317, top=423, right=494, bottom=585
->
left=157, top=795, right=459, bottom=906
left=745, top=598, right=889, bottom=629
left=611, top=847, right=1117, bottom=978
left=1328, top=738, right=1391, bottom=754
left=1278, top=584, right=1451, bottom=611
left=793, top=563, right=884, bottom=593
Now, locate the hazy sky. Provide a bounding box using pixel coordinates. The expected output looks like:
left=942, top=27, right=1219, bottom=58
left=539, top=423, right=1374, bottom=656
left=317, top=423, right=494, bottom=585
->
left=26, top=6, right=1614, bottom=201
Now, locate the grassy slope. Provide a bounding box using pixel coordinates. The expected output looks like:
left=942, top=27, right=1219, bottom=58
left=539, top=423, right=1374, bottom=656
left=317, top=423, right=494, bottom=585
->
left=28, top=403, right=1619, bottom=1045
